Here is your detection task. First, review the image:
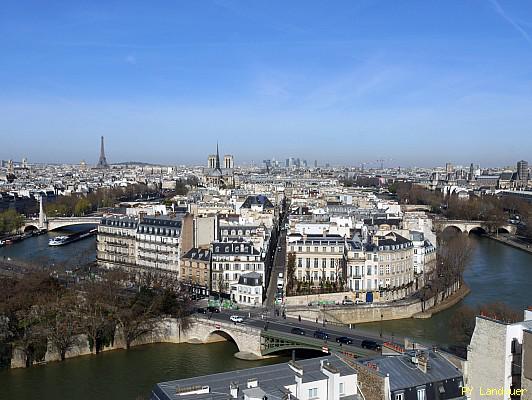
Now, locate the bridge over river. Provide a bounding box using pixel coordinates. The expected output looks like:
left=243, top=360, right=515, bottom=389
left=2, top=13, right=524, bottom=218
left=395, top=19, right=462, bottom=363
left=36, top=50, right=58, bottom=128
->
left=432, top=219, right=516, bottom=235
left=180, top=311, right=400, bottom=360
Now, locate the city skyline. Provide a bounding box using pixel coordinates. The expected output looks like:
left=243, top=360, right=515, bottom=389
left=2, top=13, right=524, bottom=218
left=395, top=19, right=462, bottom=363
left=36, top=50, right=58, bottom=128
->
left=1, top=0, right=532, bottom=165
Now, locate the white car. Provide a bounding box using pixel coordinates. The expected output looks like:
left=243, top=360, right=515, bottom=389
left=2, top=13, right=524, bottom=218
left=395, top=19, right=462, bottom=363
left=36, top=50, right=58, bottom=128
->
left=230, top=315, right=244, bottom=323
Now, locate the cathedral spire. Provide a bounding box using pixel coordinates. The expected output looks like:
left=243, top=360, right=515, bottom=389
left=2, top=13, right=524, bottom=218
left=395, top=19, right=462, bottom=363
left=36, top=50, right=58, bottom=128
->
left=215, top=142, right=221, bottom=170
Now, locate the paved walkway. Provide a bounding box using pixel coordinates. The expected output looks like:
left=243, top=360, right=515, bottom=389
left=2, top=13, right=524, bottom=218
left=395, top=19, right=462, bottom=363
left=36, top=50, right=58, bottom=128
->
left=486, top=234, right=532, bottom=255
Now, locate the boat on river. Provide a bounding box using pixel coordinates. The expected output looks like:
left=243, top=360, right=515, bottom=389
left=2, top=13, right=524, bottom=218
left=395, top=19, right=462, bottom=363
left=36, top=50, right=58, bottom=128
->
left=48, top=229, right=96, bottom=246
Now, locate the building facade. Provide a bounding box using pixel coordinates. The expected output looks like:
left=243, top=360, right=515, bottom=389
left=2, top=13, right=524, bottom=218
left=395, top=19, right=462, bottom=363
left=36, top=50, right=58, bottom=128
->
left=211, top=239, right=265, bottom=295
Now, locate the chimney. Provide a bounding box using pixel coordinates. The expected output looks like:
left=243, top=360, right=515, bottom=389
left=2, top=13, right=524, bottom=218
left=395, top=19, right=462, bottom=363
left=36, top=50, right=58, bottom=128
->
left=230, top=382, right=239, bottom=398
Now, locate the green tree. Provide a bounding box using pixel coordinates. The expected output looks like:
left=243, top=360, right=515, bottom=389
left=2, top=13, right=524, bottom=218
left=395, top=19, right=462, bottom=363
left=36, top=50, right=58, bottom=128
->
left=0, top=209, right=25, bottom=234
left=74, top=198, right=91, bottom=216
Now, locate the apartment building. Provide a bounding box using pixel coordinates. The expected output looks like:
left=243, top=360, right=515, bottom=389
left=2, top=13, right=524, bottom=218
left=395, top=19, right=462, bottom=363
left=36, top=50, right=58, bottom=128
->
left=180, top=247, right=211, bottom=296
left=135, top=215, right=183, bottom=274
left=287, top=233, right=346, bottom=285
left=97, top=215, right=139, bottom=270
left=211, top=239, right=265, bottom=294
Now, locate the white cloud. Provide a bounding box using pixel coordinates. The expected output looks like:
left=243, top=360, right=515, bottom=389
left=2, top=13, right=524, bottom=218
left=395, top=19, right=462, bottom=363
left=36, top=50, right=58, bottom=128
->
left=489, top=0, right=532, bottom=47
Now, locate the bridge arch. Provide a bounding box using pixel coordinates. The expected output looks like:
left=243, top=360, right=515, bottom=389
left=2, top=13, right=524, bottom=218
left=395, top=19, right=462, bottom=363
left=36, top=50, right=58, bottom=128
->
left=47, top=221, right=98, bottom=231
left=496, top=227, right=510, bottom=234
left=206, top=329, right=241, bottom=349
left=442, top=225, right=463, bottom=234
left=261, top=344, right=327, bottom=356
left=23, top=224, right=39, bottom=232
left=468, top=226, right=487, bottom=235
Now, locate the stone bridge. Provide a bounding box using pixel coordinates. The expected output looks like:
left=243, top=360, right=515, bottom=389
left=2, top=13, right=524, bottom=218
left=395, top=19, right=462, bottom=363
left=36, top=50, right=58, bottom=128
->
left=176, top=317, right=375, bottom=359
left=433, top=219, right=516, bottom=235
left=23, top=216, right=101, bottom=232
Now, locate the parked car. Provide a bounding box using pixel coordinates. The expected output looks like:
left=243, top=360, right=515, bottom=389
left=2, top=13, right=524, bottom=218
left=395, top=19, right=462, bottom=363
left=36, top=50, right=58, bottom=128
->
left=336, top=336, right=353, bottom=345
left=354, top=299, right=364, bottom=304
left=230, top=315, right=244, bottom=323
left=313, top=330, right=329, bottom=340
left=342, top=299, right=354, bottom=306
left=361, top=340, right=381, bottom=351
left=207, top=306, right=220, bottom=313
left=291, top=327, right=306, bottom=336
left=196, top=307, right=207, bottom=314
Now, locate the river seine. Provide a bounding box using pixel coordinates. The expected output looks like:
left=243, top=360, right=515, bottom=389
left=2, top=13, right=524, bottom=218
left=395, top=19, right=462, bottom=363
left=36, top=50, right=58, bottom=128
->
left=0, top=231, right=530, bottom=400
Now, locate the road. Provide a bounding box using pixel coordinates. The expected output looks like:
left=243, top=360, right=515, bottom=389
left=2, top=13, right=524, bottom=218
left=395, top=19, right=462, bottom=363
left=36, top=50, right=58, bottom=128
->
left=264, top=228, right=287, bottom=309
left=198, top=307, right=387, bottom=356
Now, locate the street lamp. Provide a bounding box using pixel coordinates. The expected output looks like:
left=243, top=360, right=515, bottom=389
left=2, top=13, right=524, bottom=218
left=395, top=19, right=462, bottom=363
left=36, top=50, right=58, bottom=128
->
left=380, top=313, right=383, bottom=338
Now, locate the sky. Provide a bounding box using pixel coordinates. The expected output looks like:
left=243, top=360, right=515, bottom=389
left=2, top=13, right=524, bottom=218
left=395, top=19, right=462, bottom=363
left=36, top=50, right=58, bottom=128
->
left=1, top=0, right=532, bottom=167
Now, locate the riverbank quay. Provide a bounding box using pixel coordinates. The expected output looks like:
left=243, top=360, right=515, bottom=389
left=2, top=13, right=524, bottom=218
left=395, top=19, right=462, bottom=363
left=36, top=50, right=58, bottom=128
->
left=412, top=284, right=470, bottom=319
left=285, top=281, right=464, bottom=325
left=6, top=316, right=267, bottom=369
left=485, top=233, right=532, bottom=255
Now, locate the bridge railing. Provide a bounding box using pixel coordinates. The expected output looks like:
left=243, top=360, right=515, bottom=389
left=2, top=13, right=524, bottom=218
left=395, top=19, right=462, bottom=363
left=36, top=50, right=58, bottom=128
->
left=260, top=330, right=374, bottom=357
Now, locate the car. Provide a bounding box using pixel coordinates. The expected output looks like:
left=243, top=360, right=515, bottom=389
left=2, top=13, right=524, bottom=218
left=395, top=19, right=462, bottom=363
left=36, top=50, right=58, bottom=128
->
left=313, top=330, right=329, bottom=340
left=230, top=315, right=244, bottom=323
left=207, top=306, right=220, bottom=313
left=361, top=340, right=381, bottom=351
left=354, top=299, right=364, bottom=304
left=291, top=327, right=306, bottom=335
left=336, top=336, right=353, bottom=345
left=342, top=299, right=354, bottom=306
left=196, top=307, right=207, bottom=314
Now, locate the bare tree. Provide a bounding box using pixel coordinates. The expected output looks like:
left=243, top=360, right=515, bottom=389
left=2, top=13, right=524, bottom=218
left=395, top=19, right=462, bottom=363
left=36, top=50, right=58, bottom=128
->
left=432, top=233, right=474, bottom=304
left=451, top=302, right=522, bottom=344
left=38, top=292, right=81, bottom=361
left=286, top=252, right=297, bottom=296
left=116, top=288, right=161, bottom=349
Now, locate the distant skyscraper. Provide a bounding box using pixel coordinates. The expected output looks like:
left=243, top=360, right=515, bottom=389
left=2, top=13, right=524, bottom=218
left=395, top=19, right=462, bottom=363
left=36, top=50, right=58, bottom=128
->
left=445, top=162, right=453, bottom=174
left=96, top=136, right=109, bottom=168
left=517, top=160, right=529, bottom=186
left=314, top=160, right=318, bottom=168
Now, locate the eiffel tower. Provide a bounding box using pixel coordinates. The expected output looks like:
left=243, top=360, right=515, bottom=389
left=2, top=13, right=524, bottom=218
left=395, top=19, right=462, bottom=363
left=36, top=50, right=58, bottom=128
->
left=96, top=136, right=109, bottom=168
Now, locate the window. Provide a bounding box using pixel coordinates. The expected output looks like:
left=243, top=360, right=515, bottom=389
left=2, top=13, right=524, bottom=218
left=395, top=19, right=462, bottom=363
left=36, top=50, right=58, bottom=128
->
left=417, top=388, right=426, bottom=400
left=395, top=393, right=404, bottom=400
left=308, top=388, right=318, bottom=399
left=339, top=382, right=345, bottom=395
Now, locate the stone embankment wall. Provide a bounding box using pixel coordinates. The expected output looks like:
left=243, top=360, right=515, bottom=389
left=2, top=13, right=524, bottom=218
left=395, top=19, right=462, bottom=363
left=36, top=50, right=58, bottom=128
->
left=286, top=282, right=462, bottom=324
left=10, top=317, right=262, bottom=368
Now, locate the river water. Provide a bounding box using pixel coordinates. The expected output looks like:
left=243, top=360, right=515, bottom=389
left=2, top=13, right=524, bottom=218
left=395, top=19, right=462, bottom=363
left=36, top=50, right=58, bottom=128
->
left=358, top=234, right=532, bottom=346
left=0, top=232, right=531, bottom=399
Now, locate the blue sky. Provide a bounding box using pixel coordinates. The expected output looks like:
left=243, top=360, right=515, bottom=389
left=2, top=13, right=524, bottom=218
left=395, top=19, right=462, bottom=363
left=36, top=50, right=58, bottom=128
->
left=1, top=0, right=532, bottom=167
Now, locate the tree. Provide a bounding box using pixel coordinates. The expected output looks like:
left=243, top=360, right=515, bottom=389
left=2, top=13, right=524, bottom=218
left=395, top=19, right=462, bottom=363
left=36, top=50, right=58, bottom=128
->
left=38, top=292, right=81, bottom=361
left=116, top=288, right=161, bottom=349
left=451, top=302, right=522, bottom=344
left=286, top=252, right=297, bottom=296
left=175, top=180, right=189, bottom=196
left=432, top=233, right=474, bottom=304
left=0, top=209, right=25, bottom=234
left=78, top=280, right=117, bottom=354
left=74, top=198, right=92, bottom=216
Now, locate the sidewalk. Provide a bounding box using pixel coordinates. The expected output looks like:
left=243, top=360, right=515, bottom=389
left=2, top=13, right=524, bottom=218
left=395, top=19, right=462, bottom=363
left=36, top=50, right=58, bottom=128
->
left=486, top=234, right=532, bottom=255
